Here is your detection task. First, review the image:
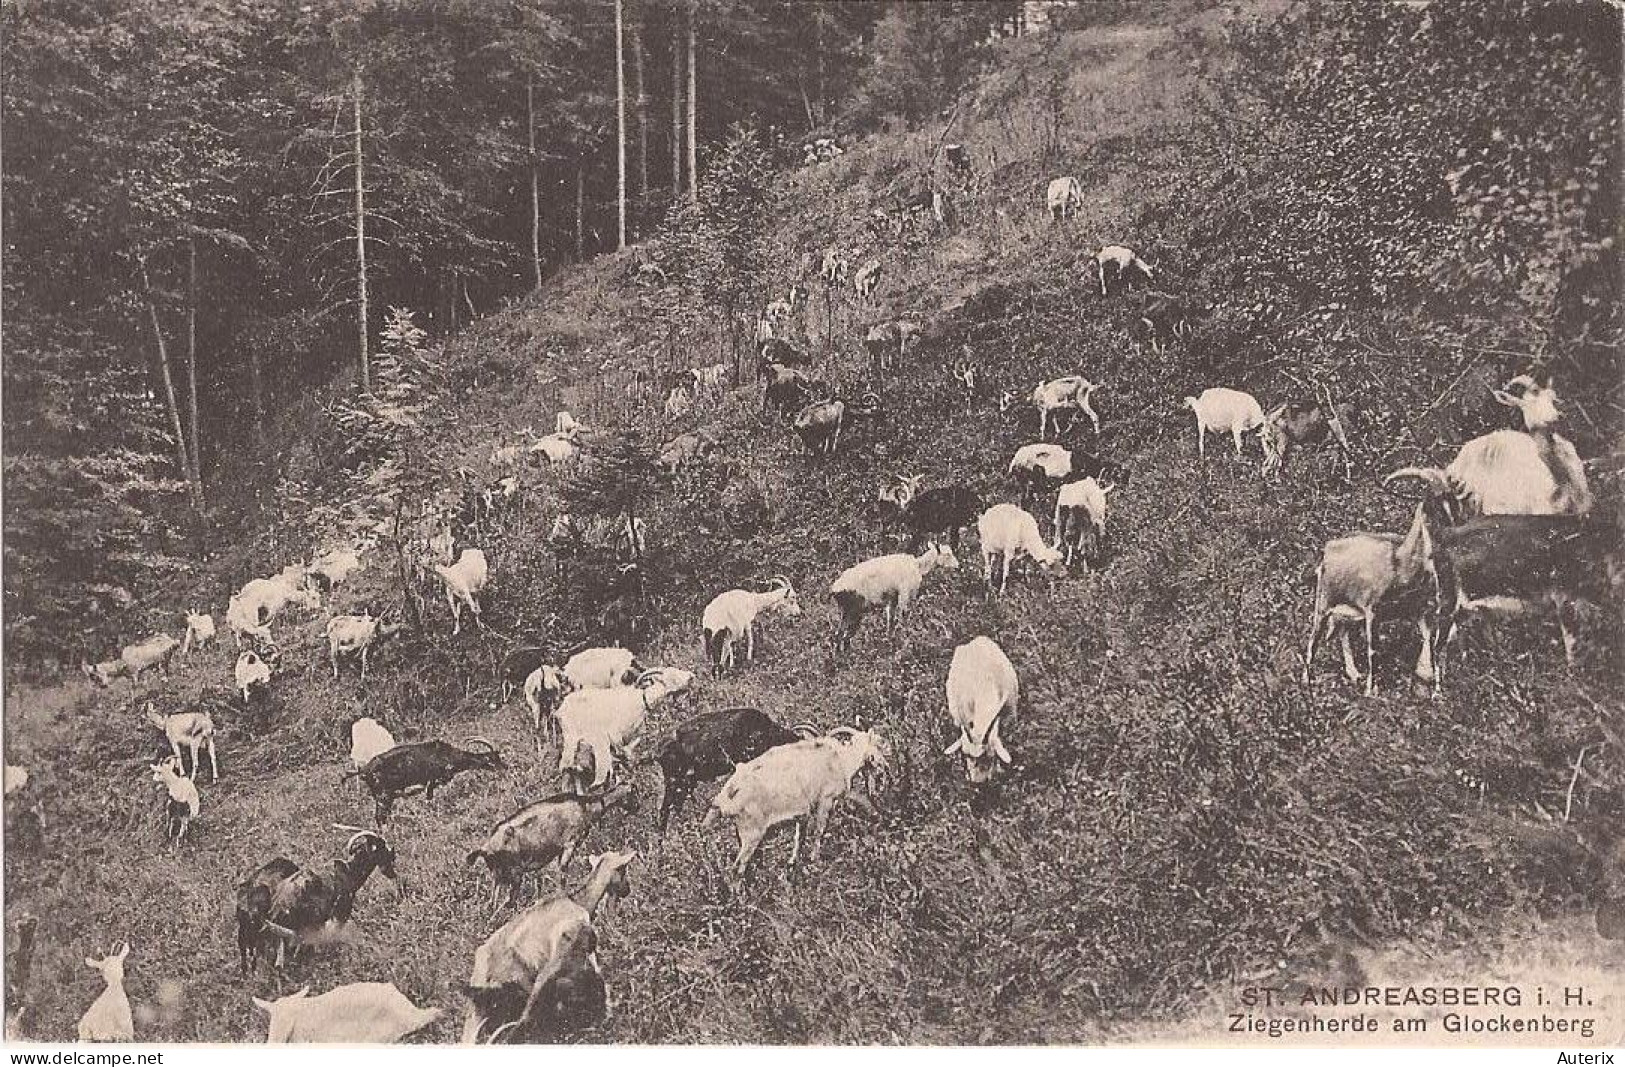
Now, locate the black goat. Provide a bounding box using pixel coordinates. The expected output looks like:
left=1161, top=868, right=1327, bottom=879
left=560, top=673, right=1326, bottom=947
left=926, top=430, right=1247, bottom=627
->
left=759, top=338, right=812, bottom=369
left=236, top=832, right=400, bottom=973
left=763, top=364, right=820, bottom=417
left=345, top=737, right=503, bottom=824
left=500, top=646, right=552, bottom=702
left=1431, top=514, right=1623, bottom=681
left=654, top=708, right=818, bottom=832
left=903, top=485, right=983, bottom=551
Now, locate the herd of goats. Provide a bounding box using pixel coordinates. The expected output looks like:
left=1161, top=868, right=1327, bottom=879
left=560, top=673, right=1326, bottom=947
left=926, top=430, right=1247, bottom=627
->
left=35, top=163, right=1618, bottom=1045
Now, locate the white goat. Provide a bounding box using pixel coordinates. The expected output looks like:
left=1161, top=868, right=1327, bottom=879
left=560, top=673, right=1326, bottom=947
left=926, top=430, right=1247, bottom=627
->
left=308, top=547, right=364, bottom=591
left=434, top=548, right=489, bottom=635
left=1045, top=176, right=1084, bottom=221
left=530, top=431, right=580, bottom=466
left=1093, top=244, right=1154, bottom=295
left=1304, top=501, right=1439, bottom=696
left=82, top=633, right=180, bottom=688
left=151, top=756, right=200, bottom=845
left=235, top=650, right=272, bottom=701
left=1184, top=387, right=1265, bottom=457
left=555, top=411, right=583, bottom=437
left=181, top=611, right=216, bottom=655
left=1029, top=376, right=1101, bottom=437
left=1053, top=477, right=1111, bottom=569
left=350, top=717, right=397, bottom=771
left=852, top=260, right=882, bottom=302
left=144, top=707, right=219, bottom=782
left=690, top=363, right=727, bottom=393
left=944, top=637, right=1018, bottom=783
left=227, top=572, right=320, bottom=648
left=702, top=727, right=888, bottom=879
left=77, top=943, right=133, bottom=1042
left=829, top=544, right=960, bottom=653
left=554, top=668, right=696, bottom=791
left=524, top=646, right=647, bottom=734
left=701, top=578, right=802, bottom=674
left=252, top=982, right=441, bottom=1043
left=1390, top=377, right=1591, bottom=518
left=819, top=247, right=848, bottom=285
left=978, top=503, right=1065, bottom=594
left=325, top=612, right=404, bottom=680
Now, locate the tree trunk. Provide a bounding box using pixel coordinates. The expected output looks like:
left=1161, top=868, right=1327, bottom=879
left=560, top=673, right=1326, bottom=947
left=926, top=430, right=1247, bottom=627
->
left=185, top=235, right=203, bottom=490
left=248, top=345, right=265, bottom=448
left=575, top=162, right=586, bottom=261
left=527, top=73, right=542, bottom=289
left=615, top=0, right=628, bottom=251
left=140, top=260, right=205, bottom=517
left=631, top=13, right=649, bottom=231
left=815, top=5, right=826, bottom=125
left=686, top=0, right=698, bottom=200
left=352, top=67, right=371, bottom=390
left=671, top=15, right=683, bottom=197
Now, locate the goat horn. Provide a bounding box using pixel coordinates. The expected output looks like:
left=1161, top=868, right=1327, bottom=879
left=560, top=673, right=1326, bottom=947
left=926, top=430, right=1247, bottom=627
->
left=462, top=735, right=499, bottom=753
left=345, top=830, right=382, bottom=853
left=332, top=823, right=369, bottom=833
left=790, top=722, right=821, bottom=739
left=828, top=726, right=859, bottom=740
left=1383, top=467, right=1450, bottom=493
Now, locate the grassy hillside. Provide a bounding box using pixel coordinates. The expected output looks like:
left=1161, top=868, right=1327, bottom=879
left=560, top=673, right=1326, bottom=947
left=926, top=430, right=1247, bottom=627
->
left=6, top=0, right=1621, bottom=1045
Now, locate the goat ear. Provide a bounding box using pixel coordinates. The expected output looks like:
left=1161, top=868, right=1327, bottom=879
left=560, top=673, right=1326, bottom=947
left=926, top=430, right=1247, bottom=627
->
left=251, top=997, right=275, bottom=1013
left=85, top=957, right=99, bottom=969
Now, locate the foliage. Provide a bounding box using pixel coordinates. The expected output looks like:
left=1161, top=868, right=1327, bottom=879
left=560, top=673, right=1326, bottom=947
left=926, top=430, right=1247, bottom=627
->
left=1, top=330, right=189, bottom=669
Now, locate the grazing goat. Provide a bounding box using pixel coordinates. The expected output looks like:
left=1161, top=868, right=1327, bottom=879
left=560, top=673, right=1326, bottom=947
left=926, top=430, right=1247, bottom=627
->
left=852, top=260, right=882, bottom=303
left=902, top=484, right=982, bottom=551
left=434, top=548, right=489, bottom=635
left=1385, top=468, right=1622, bottom=681
left=529, top=430, right=580, bottom=466
left=1093, top=245, right=1154, bottom=296
left=1185, top=388, right=1265, bottom=457
left=1045, top=176, right=1084, bottom=221
left=227, top=572, right=320, bottom=648
left=555, top=669, right=695, bottom=793
left=702, top=727, right=888, bottom=880
left=863, top=320, right=921, bottom=373
left=762, top=363, right=818, bottom=417
left=1029, top=376, right=1102, bottom=437
left=523, top=646, right=645, bottom=746
left=1260, top=398, right=1354, bottom=480
left=792, top=398, right=845, bottom=456
left=460, top=851, right=635, bottom=1044
left=248, top=831, right=403, bottom=970
left=235, top=650, right=272, bottom=702
left=877, top=474, right=925, bottom=539
left=252, top=983, right=440, bottom=1044
left=658, top=430, right=714, bottom=475
left=77, top=943, right=133, bottom=1042
left=325, top=612, right=404, bottom=680
left=181, top=611, right=216, bottom=655
left=144, top=707, right=219, bottom=782
left=945, top=143, right=972, bottom=181
left=978, top=503, right=1066, bottom=594
left=555, top=411, right=582, bottom=437
left=308, top=547, right=364, bottom=593
left=1388, top=377, right=1591, bottom=518
left=468, top=789, right=634, bottom=910
left=151, top=756, right=200, bottom=845
left=1304, top=499, right=1440, bottom=696
left=701, top=578, right=802, bottom=675
left=655, top=709, right=818, bottom=831
left=819, top=247, right=848, bottom=285
left=760, top=337, right=813, bottom=368
left=1132, top=291, right=1204, bottom=353
left=690, top=362, right=727, bottom=393
left=829, top=544, right=960, bottom=653
left=349, top=717, right=397, bottom=771
left=347, top=738, right=503, bottom=824
left=82, top=633, right=180, bottom=688
left=500, top=646, right=553, bottom=702
left=663, top=385, right=693, bottom=418
left=1053, top=476, right=1111, bottom=569
left=944, top=637, right=1018, bottom=782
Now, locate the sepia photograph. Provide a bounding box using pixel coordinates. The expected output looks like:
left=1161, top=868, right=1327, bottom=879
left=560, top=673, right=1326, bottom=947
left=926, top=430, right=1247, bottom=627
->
left=1, top=0, right=1621, bottom=1051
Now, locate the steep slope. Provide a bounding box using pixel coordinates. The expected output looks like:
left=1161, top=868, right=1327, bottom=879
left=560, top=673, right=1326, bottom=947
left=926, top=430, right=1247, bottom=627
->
left=6, top=0, right=1619, bottom=1045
